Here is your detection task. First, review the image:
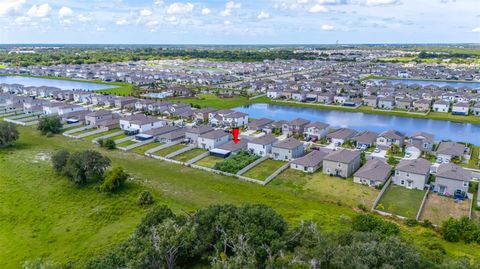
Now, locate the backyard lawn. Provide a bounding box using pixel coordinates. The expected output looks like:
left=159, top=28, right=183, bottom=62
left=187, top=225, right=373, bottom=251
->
left=273, top=169, right=379, bottom=209
left=172, top=148, right=207, bottom=162
left=116, top=139, right=138, bottom=148
left=110, top=134, right=129, bottom=141
left=243, top=159, right=285, bottom=181
left=194, top=155, right=223, bottom=168
left=83, top=129, right=122, bottom=140
left=151, top=143, right=186, bottom=157
left=69, top=128, right=97, bottom=136
left=376, top=185, right=425, bottom=219
left=420, top=194, right=471, bottom=225
left=130, top=141, right=163, bottom=155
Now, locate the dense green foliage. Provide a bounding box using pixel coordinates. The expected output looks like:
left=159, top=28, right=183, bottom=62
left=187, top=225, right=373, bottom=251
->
left=86, top=204, right=480, bottom=269
left=99, top=167, right=129, bottom=192
left=351, top=214, right=400, bottom=236
left=137, top=191, right=155, bottom=206
left=37, top=115, right=63, bottom=135
left=52, top=149, right=111, bottom=185
left=441, top=217, right=480, bottom=243
left=0, top=122, right=19, bottom=148
left=98, top=138, right=116, bottom=150
left=0, top=48, right=319, bottom=66
left=214, top=150, right=260, bottom=174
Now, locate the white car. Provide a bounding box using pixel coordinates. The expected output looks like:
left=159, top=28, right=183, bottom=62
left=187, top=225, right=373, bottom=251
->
left=374, top=147, right=381, bottom=153
left=405, top=152, right=412, bottom=158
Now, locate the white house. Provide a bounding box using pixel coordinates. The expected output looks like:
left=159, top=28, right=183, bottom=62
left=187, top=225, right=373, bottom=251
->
left=451, top=102, right=470, bottom=116
left=247, top=134, right=278, bottom=157
left=197, top=129, right=230, bottom=150
left=433, top=100, right=450, bottom=113
left=58, top=105, right=85, bottom=116
left=119, top=114, right=164, bottom=133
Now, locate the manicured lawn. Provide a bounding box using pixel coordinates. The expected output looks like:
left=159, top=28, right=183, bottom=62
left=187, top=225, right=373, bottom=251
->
left=171, top=94, right=250, bottom=109
left=172, top=148, right=207, bottom=162
left=242, top=159, right=285, bottom=181
left=62, top=125, right=83, bottom=132
left=272, top=169, right=379, bottom=209
left=2, top=127, right=480, bottom=267
left=83, top=129, right=122, bottom=140
left=465, top=145, right=479, bottom=169
left=194, top=155, right=223, bottom=168
left=116, top=139, right=138, bottom=148
left=420, top=194, right=471, bottom=225
left=69, top=128, right=96, bottom=136
left=109, top=134, right=129, bottom=141
left=151, top=143, right=186, bottom=157
left=130, top=141, right=163, bottom=155
left=376, top=185, right=425, bottom=219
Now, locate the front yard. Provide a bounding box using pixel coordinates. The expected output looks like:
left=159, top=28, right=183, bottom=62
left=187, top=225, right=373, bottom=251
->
left=273, top=169, right=379, bottom=209
left=376, top=185, right=425, bottom=219
left=420, top=193, right=471, bottom=225
left=242, top=159, right=285, bottom=181
left=172, top=148, right=207, bottom=162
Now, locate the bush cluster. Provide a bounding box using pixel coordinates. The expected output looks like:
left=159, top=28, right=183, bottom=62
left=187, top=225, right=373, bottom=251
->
left=214, top=150, right=260, bottom=174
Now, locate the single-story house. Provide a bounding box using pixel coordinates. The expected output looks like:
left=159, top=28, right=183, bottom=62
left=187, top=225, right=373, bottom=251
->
left=433, top=163, right=471, bottom=198
left=352, top=131, right=379, bottom=148
left=392, top=158, right=431, bottom=190
left=290, top=149, right=329, bottom=173
left=327, top=128, right=357, bottom=146
left=353, top=158, right=391, bottom=187
left=436, top=141, right=467, bottom=163
left=322, top=149, right=361, bottom=178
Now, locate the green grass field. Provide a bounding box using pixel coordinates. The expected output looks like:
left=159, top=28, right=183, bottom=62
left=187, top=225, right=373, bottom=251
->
left=243, top=159, right=285, bottom=181
left=83, top=129, right=122, bottom=140
left=172, top=94, right=250, bottom=109
left=273, top=169, right=379, bottom=209
left=2, top=127, right=480, bottom=267
left=116, top=139, right=137, bottom=148
left=172, top=148, right=207, bottom=162
left=376, top=185, right=425, bottom=219
left=151, top=143, right=186, bottom=157
left=194, top=155, right=222, bottom=168
left=130, top=141, right=163, bottom=155
left=109, top=134, right=129, bottom=141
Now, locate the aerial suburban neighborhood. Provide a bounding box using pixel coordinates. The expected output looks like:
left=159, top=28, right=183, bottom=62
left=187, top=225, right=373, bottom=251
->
left=1, top=0, right=480, bottom=268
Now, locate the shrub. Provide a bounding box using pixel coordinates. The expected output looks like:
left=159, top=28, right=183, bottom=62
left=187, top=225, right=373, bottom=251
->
left=214, top=150, right=260, bottom=174
left=64, top=150, right=111, bottom=185
left=0, top=122, right=19, bottom=148
left=104, top=139, right=116, bottom=150
left=357, top=203, right=368, bottom=212
left=99, top=167, right=129, bottom=192
left=137, top=191, right=155, bottom=206
left=351, top=214, right=400, bottom=236
left=405, top=218, right=418, bottom=227
left=38, top=115, right=63, bottom=135
left=51, top=149, right=70, bottom=173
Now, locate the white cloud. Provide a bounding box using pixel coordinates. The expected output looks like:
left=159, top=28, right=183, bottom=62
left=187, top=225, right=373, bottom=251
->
left=26, top=4, right=51, bottom=18
left=297, top=0, right=309, bottom=4
left=201, top=8, right=211, bottom=15
left=146, top=20, right=160, bottom=27
left=220, top=1, right=241, bottom=17
left=58, top=7, right=73, bottom=18
left=140, top=9, right=152, bottom=17
left=321, top=24, right=335, bottom=30
left=257, top=11, right=270, bottom=19
left=115, top=19, right=129, bottom=25
left=472, top=27, right=480, bottom=32
left=96, top=27, right=105, bottom=32
left=308, top=4, right=329, bottom=13
left=365, top=0, right=400, bottom=6
left=77, top=14, right=92, bottom=22
left=224, top=20, right=232, bottom=25
left=167, top=2, right=194, bottom=14
left=14, top=16, right=31, bottom=25
left=0, top=0, right=25, bottom=17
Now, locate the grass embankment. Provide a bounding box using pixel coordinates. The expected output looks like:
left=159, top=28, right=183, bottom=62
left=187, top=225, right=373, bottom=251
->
left=2, top=127, right=480, bottom=267
left=376, top=185, right=425, bottom=219
left=243, top=159, right=285, bottom=181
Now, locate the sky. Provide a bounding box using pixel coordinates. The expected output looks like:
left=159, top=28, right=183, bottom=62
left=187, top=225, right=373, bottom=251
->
left=0, top=0, right=479, bottom=44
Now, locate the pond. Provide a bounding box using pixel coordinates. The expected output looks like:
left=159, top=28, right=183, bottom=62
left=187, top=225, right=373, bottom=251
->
left=233, top=103, right=480, bottom=145
left=0, top=76, right=118, bottom=91
left=370, top=79, right=480, bottom=89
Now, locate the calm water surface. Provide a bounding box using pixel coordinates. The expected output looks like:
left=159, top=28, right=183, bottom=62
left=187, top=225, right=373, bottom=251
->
left=0, top=76, right=117, bottom=91
left=234, top=103, right=480, bottom=145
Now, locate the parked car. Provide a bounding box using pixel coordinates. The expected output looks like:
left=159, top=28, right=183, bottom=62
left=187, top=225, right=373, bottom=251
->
left=374, top=147, right=381, bottom=153
left=405, top=152, right=412, bottom=158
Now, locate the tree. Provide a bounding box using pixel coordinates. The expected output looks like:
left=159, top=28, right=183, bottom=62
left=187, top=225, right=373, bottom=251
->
left=64, top=150, right=110, bottom=185
left=38, top=115, right=63, bottom=135
left=138, top=191, right=155, bottom=206
left=99, top=167, right=129, bottom=192
left=51, top=149, right=70, bottom=173
left=0, top=122, right=19, bottom=148
left=103, top=139, right=116, bottom=150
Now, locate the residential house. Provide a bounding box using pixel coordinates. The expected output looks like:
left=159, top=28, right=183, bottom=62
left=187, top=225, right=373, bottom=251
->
left=303, top=121, right=329, bottom=141
left=193, top=107, right=217, bottom=123
left=452, top=102, right=470, bottom=115
left=377, top=97, right=395, bottom=109
left=217, top=139, right=248, bottom=156
left=363, top=96, right=378, bottom=107
left=322, top=149, right=361, bottom=178
left=267, top=89, right=282, bottom=99
left=247, top=134, right=278, bottom=157
left=282, top=118, right=310, bottom=136
left=353, top=159, right=391, bottom=187
left=352, top=131, right=379, bottom=148
left=436, top=141, right=467, bottom=163
left=473, top=103, right=480, bottom=116
left=197, top=129, right=230, bottom=150
left=185, top=126, right=214, bottom=144
left=376, top=129, right=405, bottom=149
left=291, top=149, right=329, bottom=173
left=433, top=100, right=450, bottom=113
left=413, top=99, right=432, bottom=111
left=141, top=126, right=181, bottom=141
left=119, top=114, right=164, bottom=134
left=396, top=98, right=413, bottom=110
left=247, top=118, right=274, bottom=131
left=392, top=158, right=431, bottom=190
left=406, top=132, right=435, bottom=156
left=317, top=92, right=334, bottom=103
left=434, top=163, right=471, bottom=198
left=271, top=138, right=304, bottom=161
left=327, top=128, right=357, bottom=146
left=85, top=109, right=117, bottom=127
left=58, top=104, right=85, bottom=116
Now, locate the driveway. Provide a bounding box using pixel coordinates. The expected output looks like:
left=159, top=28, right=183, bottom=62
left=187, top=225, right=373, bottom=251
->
left=403, top=150, right=421, bottom=160
left=370, top=149, right=387, bottom=159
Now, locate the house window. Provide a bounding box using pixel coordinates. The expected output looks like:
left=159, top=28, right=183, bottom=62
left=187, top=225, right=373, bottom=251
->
left=337, top=163, right=341, bottom=168
left=327, top=168, right=331, bottom=173
left=406, top=173, right=410, bottom=178
left=463, top=182, right=468, bottom=187
left=396, top=171, right=399, bottom=175
left=401, top=180, right=405, bottom=185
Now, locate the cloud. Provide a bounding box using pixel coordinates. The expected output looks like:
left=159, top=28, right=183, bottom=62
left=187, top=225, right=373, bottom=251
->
left=96, top=27, right=105, bottom=32
left=365, top=0, right=400, bottom=6
left=0, top=0, right=25, bottom=17
left=318, top=0, right=349, bottom=4
left=220, top=1, right=241, bottom=17
left=146, top=20, right=160, bottom=27
left=257, top=11, right=270, bottom=19
left=77, top=14, right=92, bottom=22
left=115, top=19, right=129, bottom=25
left=14, top=16, right=31, bottom=25
left=224, top=20, right=232, bottom=25
left=26, top=4, right=51, bottom=18
left=201, top=8, right=211, bottom=15
left=167, top=2, right=194, bottom=14
left=308, top=4, right=329, bottom=13
left=472, top=27, right=480, bottom=32
left=321, top=24, right=335, bottom=30
left=58, top=7, right=73, bottom=18
left=140, top=9, right=152, bottom=17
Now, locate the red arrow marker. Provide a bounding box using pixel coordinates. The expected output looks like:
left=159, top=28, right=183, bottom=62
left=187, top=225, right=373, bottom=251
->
left=232, top=127, right=240, bottom=144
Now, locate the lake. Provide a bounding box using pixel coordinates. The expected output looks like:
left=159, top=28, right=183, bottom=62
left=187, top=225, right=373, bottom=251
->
left=234, top=103, right=480, bottom=145
left=0, top=76, right=118, bottom=91
left=370, top=79, right=480, bottom=89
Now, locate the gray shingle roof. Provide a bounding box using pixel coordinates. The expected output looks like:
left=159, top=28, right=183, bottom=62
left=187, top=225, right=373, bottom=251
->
left=291, top=149, right=329, bottom=167
left=354, top=159, right=391, bottom=183
left=436, top=141, right=465, bottom=156
left=378, top=129, right=405, bottom=140
left=353, top=131, right=379, bottom=144
left=324, top=149, right=360, bottom=163
left=218, top=139, right=248, bottom=152
left=327, top=128, right=357, bottom=140
left=273, top=137, right=303, bottom=150
left=396, top=158, right=431, bottom=175
left=437, top=163, right=471, bottom=181
left=200, top=129, right=230, bottom=139
left=249, top=134, right=278, bottom=145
